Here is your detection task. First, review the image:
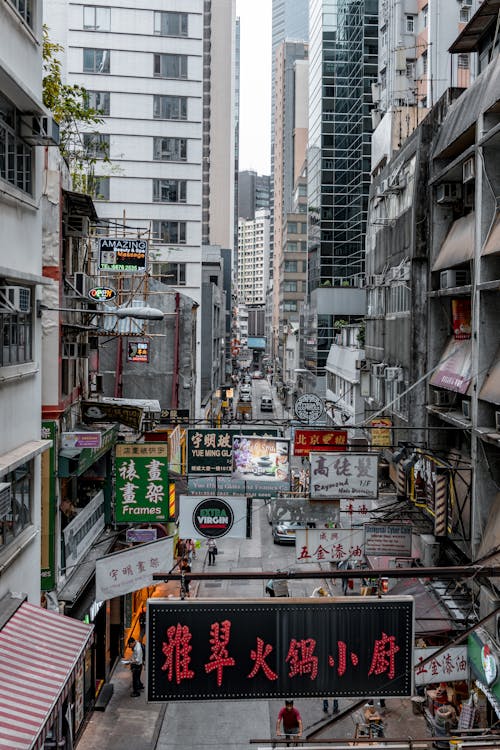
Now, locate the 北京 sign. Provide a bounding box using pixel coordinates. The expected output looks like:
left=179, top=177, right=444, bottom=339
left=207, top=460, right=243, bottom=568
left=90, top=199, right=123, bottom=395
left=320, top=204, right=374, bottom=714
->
left=147, top=597, right=414, bottom=701
left=98, top=237, right=148, bottom=273
left=115, top=444, right=168, bottom=522
left=310, top=452, right=379, bottom=499
left=96, top=536, right=173, bottom=600
left=178, top=495, right=248, bottom=539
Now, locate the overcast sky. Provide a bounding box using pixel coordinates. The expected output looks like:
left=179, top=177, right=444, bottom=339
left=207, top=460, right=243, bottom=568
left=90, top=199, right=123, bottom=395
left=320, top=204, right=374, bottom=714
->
left=236, top=0, right=272, bottom=176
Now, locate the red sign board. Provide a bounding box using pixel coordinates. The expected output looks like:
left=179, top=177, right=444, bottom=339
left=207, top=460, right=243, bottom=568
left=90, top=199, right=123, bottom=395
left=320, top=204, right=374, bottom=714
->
left=293, top=429, right=347, bottom=456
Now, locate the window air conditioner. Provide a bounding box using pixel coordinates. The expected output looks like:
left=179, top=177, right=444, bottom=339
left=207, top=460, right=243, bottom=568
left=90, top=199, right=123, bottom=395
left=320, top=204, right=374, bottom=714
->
left=461, top=400, right=471, bottom=419
left=440, top=269, right=470, bottom=289
left=385, top=367, right=402, bottom=382
left=356, top=359, right=367, bottom=370
left=432, top=389, right=455, bottom=406
left=0, top=285, right=31, bottom=312
left=463, top=157, right=475, bottom=183
left=436, top=183, right=462, bottom=204
left=495, top=411, right=500, bottom=432
left=373, top=363, right=386, bottom=377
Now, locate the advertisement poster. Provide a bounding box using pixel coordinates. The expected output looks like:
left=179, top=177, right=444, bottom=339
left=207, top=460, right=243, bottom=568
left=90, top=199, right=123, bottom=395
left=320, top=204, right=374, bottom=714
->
left=310, top=452, right=379, bottom=499
left=295, top=528, right=364, bottom=564
left=147, top=598, right=414, bottom=701
left=178, top=495, right=248, bottom=539
left=369, top=418, right=393, bottom=448
left=363, top=524, right=413, bottom=557
left=127, top=340, right=149, bottom=363
left=232, top=437, right=290, bottom=483
left=451, top=298, right=472, bottom=340
left=98, top=237, right=148, bottom=273
left=61, top=432, right=102, bottom=450
left=96, top=536, right=174, bottom=600
left=187, top=428, right=280, bottom=475
left=115, top=444, right=168, bottom=522
left=293, top=429, right=347, bottom=456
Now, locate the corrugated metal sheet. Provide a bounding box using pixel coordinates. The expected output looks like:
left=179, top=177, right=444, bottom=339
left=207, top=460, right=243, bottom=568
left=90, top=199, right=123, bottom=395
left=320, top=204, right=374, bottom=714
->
left=479, top=349, right=500, bottom=405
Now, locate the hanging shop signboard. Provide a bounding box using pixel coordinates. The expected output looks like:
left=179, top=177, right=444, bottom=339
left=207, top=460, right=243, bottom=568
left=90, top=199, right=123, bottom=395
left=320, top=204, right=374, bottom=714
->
left=178, top=495, right=248, bottom=539
left=147, top=597, right=414, bottom=701
left=98, top=237, right=148, bottom=273
left=96, top=536, right=174, bottom=600
left=293, top=429, right=347, bottom=456
left=127, top=340, right=149, bottom=363
left=115, top=444, right=169, bottom=522
left=414, top=646, right=468, bottom=686
left=232, top=436, right=290, bottom=483
left=295, top=528, right=364, bottom=565
left=81, top=400, right=144, bottom=431
left=88, top=286, right=116, bottom=302
left=310, top=452, right=379, bottom=499
left=340, top=497, right=395, bottom=526
left=160, top=409, right=190, bottom=425
left=363, top=524, right=413, bottom=557
left=187, top=428, right=280, bottom=474
left=187, top=475, right=290, bottom=498
left=369, top=418, right=393, bottom=448
left=61, top=432, right=102, bottom=450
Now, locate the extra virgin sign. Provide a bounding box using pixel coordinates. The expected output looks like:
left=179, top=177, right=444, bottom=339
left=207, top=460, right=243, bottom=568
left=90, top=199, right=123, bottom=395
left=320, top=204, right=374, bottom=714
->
left=193, top=497, right=234, bottom=538
left=147, top=598, right=414, bottom=701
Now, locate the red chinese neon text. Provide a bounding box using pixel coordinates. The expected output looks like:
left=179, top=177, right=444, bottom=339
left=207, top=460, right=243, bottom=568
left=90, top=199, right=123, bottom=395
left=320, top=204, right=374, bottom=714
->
left=204, top=620, right=236, bottom=686
left=248, top=637, right=278, bottom=681
left=161, top=623, right=195, bottom=684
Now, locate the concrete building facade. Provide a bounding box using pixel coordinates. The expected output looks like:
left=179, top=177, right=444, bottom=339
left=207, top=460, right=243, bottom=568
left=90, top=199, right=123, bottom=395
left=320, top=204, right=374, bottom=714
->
left=237, top=208, right=270, bottom=307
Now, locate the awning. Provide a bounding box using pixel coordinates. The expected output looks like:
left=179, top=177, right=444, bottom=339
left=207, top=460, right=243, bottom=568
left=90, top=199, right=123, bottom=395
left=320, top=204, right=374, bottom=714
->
left=482, top=212, right=500, bottom=257
left=479, top=348, right=500, bottom=404
left=432, top=213, right=475, bottom=271
left=58, top=533, right=116, bottom=610
left=429, top=338, right=472, bottom=394
left=0, top=597, right=93, bottom=750
left=390, top=579, right=453, bottom=636
left=449, top=0, right=500, bottom=53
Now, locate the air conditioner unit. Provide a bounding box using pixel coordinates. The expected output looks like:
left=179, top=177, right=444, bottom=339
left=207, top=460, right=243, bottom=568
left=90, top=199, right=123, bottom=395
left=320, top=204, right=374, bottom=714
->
left=373, top=363, right=386, bottom=377
left=463, top=157, right=475, bottom=183
left=461, top=0, right=472, bottom=7
left=385, top=367, right=402, bottom=382
left=74, top=272, right=91, bottom=298
left=436, top=183, right=462, bottom=204
left=0, top=285, right=31, bottom=312
left=20, top=114, right=60, bottom=146
left=495, top=411, right=500, bottom=432
left=356, top=359, right=367, bottom=370
left=440, top=269, right=470, bottom=289
left=62, top=342, right=78, bottom=359
left=461, top=400, right=471, bottom=419
left=432, top=389, right=455, bottom=406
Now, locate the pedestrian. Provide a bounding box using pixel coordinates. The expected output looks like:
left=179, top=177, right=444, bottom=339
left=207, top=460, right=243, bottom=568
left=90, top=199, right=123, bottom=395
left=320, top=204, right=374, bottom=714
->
left=323, top=698, right=339, bottom=714
left=276, top=699, right=303, bottom=743
left=127, top=636, right=144, bottom=697
left=207, top=538, right=217, bottom=566
left=180, top=557, right=191, bottom=596
left=176, top=538, right=186, bottom=560
left=138, top=605, right=146, bottom=641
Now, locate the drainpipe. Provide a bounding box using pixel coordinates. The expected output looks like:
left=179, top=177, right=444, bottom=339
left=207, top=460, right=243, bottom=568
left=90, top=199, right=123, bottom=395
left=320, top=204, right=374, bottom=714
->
left=171, top=292, right=180, bottom=408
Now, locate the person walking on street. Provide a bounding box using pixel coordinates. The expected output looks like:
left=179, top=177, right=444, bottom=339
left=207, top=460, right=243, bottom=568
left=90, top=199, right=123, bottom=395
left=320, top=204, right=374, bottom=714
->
left=127, top=636, right=144, bottom=697
left=179, top=557, right=191, bottom=596
left=207, top=538, right=217, bottom=566
left=276, top=699, right=302, bottom=744
left=323, top=698, right=339, bottom=714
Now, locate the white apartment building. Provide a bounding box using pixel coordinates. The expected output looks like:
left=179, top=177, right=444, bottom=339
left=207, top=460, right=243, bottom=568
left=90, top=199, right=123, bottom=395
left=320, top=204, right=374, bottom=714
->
left=44, top=0, right=236, bottom=418
left=0, top=1, right=53, bottom=603
left=237, top=209, right=270, bottom=306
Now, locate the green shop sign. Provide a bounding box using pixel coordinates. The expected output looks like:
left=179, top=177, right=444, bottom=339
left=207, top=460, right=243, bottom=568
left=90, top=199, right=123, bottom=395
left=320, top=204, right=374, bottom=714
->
left=115, top=443, right=169, bottom=523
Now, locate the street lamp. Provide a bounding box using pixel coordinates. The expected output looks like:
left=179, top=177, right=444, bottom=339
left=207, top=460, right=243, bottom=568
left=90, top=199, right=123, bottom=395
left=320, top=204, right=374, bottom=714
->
left=38, top=303, right=167, bottom=320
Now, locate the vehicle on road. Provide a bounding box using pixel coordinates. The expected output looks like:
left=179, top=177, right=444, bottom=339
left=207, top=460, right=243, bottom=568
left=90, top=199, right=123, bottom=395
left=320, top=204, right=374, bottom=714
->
left=239, top=391, right=252, bottom=402
left=252, top=370, right=264, bottom=379
left=272, top=520, right=303, bottom=545
left=260, top=395, right=273, bottom=411
left=240, top=383, right=251, bottom=394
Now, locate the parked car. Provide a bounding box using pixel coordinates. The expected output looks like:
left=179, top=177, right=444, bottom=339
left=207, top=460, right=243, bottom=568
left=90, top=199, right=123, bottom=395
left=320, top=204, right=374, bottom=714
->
left=260, top=395, right=273, bottom=412
left=239, top=391, right=252, bottom=403
left=240, top=383, right=252, bottom=394
left=252, top=370, right=264, bottom=379
left=272, top=521, right=303, bottom=545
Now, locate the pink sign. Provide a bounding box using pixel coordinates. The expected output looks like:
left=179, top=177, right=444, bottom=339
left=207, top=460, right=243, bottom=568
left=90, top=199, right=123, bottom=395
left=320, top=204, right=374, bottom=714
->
left=61, top=432, right=102, bottom=449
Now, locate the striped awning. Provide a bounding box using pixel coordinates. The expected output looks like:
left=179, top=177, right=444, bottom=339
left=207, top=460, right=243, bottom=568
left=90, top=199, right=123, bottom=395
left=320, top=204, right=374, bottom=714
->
left=0, top=601, right=93, bottom=750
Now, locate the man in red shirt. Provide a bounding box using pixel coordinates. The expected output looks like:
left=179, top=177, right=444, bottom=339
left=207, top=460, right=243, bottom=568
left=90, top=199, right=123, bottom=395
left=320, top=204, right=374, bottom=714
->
left=276, top=699, right=303, bottom=742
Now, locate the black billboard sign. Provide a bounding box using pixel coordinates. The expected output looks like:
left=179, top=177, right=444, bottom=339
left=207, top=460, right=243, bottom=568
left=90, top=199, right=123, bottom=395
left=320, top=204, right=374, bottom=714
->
left=187, top=428, right=281, bottom=475
left=98, top=237, right=148, bottom=273
left=147, top=598, right=413, bottom=701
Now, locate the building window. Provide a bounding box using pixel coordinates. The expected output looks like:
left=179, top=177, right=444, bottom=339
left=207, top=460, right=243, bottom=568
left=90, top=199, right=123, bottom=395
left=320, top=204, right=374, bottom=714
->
left=386, top=283, right=410, bottom=314
left=83, top=6, right=110, bottom=30
left=406, top=59, right=416, bottom=79
left=153, top=179, right=187, bottom=203
left=153, top=137, right=187, bottom=161
left=459, top=8, right=470, bottom=23
left=83, top=132, right=110, bottom=158
left=152, top=220, right=186, bottom=244
left=288, top=222, right=298, bottom=234
left=405, top=15, right=415, bottom=33
left=7, top=0, right=33, bottom=26
left=89, top=176, right=110, bottom=200
left=151, top=262, right=186, bottom=285
left=422, top=5, right=428, bottom=28
left=286, top=241, right=298, bottom=253
left=154, top=11, right=188, bottom=36
left=0, top=94, right=33, bottom=195
left=153, top=95, right=188, bottom=121
left=458, top=54, right=470, bottom=69
left=83, top=48, right=110, bottom=74
left=0, top=294, right=33, bottom=366
left=284, top=301, right=298, bottom=312
left=84, top=90, right=110, bottom=116
left=153, top=54, right=188, bottom=79
left=422, top=50, right=428, bottom=75
left=283, top=281, right=298, bottom=292
left=0, top=462, right=32, bottom=548
left=284, top=261, right=298, bottom=273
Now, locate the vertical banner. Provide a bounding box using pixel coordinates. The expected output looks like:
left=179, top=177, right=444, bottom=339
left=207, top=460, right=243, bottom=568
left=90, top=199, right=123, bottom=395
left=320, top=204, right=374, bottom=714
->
left=41, top=421, right=57, bottom=590
left=115, top=444, right=169, bottom=522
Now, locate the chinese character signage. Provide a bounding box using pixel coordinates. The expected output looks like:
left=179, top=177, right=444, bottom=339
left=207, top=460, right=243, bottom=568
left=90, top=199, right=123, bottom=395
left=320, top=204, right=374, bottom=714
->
left=127, top=340, right=149, bottom=363
left=340, top=497, right=394, bottom=526
left=98, top=237, right=148, bottom=273
left=232, top=437, right=290, bottom=483
left=310, top=452, right=379, bottom=499
left=147, top=598, right=414, bottom=701
left=414, top=646, right=468, bottom=686
left=179, top=495, right=248, bottom=539
left=96, top=536, right=173, bottom=600
left=363, top=524, right=413, bottom=557
left=161, top=409, right=190, bottom=425
left=296, top=528, right=364, bottom=565
left=293, top=429, right=347, bottom=456
left=369, top=418, right=393, bottom=448
left=115, top=444, right=169, bottom=522
left=187, top=429, right=234, bottom=474
left=81, top=400, right=144, bottom=431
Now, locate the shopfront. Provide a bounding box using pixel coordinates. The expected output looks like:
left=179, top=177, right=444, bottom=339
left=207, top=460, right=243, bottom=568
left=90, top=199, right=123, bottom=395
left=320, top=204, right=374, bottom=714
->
left=0, top=594, right=93, bottom=750
left=468, top=626, right=500, bottom=725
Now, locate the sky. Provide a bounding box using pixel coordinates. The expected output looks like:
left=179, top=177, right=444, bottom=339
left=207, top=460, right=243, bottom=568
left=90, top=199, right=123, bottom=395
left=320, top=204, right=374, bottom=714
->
left=236, top=0, right=272, bottom=176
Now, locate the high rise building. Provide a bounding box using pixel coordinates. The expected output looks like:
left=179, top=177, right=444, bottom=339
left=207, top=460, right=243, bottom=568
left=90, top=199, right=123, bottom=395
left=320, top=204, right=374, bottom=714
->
left=237, top=209, right=270, bottom=307
left=238, top=170, right=270, bottom=220
left=304, top=0, right=377, bottom=386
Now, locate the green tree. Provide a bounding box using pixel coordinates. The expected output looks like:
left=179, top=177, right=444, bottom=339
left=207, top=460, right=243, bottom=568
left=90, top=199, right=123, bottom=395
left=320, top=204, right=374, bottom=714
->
left=42, top=26, right=108, bottom=194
